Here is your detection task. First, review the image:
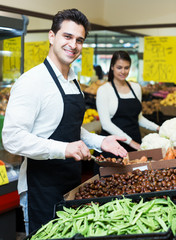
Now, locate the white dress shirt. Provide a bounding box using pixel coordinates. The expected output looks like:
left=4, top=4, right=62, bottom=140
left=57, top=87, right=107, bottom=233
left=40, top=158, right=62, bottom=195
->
left=96, top=82, right=159, bottom=144
left=2, top=57, right=104, bottom=194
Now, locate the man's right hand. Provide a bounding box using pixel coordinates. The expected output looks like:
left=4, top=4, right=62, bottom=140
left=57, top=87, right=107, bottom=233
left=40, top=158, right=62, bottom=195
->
left=65, top=140, right=91, bottom=161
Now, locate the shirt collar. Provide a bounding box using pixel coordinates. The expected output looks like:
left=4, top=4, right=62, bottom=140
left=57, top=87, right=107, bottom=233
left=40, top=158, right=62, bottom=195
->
left=46, top=56, right=77, bottom=82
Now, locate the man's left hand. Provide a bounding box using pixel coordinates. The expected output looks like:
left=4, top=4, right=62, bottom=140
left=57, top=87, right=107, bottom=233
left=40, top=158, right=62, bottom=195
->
left=101, top=135, right=127, bottom=158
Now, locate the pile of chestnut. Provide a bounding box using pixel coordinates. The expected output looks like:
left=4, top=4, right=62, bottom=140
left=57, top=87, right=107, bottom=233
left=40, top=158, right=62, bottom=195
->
left=95, top=154, right=124, bottom=164
left=75, top=168, right=176, bottom=199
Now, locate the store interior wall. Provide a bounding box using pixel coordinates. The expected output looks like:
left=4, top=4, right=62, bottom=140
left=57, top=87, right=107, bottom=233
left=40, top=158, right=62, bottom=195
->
left=1, top=0, right=176, bottom=35
left=103, top=0, right=176, bottom=26
left=1, top=0, right=176, bottom=85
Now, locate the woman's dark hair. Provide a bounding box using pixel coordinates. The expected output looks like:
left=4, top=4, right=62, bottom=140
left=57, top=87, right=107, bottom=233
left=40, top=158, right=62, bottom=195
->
left=51, top=8, right=90, bottom=38
left=108, top=51, right=131, bottom=82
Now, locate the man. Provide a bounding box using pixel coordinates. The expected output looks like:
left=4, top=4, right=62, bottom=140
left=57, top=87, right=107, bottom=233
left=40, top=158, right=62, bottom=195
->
left=2, top=8, right=127, bottom=234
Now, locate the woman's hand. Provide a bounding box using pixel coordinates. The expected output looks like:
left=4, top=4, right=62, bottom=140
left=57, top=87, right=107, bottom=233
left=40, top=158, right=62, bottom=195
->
left=101, top=135, right=127, bottom=158
left=129, top=140, right=141, bottom=150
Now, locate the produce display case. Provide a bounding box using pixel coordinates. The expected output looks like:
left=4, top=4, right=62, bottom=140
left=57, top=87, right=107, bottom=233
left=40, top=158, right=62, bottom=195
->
left=23, top=148, right=176, bottom=240
left=0, top=180, right=20, bottom=240
left=160, top=106, right=176, bottom=116
left=0, top=85, right=11, bottom=148
left=141, top=84, right=176, bottom=127
left=55, top=196, right=175, bottom=240
left=24, top=194, right=175, bottom=240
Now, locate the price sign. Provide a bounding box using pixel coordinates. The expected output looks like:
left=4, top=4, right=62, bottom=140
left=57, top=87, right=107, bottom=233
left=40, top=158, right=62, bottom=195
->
left=143, top=36, right=176, bottom=83
left=0, top=161, right=9, bottom=185
left=81, top=47, right=94, bottom=77
left=24, top=40, right=49, bottom=72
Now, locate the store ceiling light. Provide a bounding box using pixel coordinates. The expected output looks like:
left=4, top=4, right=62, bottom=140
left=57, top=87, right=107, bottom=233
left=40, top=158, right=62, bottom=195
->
left=0, top=26, right=22, bottom=35
left=98, top=43, right=106, bottom=47
left=0, top=27, right=14, bottom=31
left=123, top=42, right=131, bottom=48
left=0, top=50, right=12, bottom=56
left=119, top=39, right=124, bottom=43
left=83, top=43, right=88, bottom=47
left=90, top=43, right=96, bottom=48
left=106, top=43, right=113, bottom=47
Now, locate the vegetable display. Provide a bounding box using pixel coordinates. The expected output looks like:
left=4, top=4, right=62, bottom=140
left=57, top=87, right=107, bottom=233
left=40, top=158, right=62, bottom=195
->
left=140, top=133, right=171, bottom=151
left=29, top=197, right=176, bottom=239
left=140, top=117, right=176, bottom=150
left=164, top=147, right=176, bottom=160
left=159, top=117, right=176, bottom=146
left=75, top=168, right=176, bottom=200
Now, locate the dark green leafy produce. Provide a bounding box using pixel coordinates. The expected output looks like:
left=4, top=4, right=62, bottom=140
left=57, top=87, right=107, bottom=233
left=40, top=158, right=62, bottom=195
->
left=29, top=197, right=176, bottom=239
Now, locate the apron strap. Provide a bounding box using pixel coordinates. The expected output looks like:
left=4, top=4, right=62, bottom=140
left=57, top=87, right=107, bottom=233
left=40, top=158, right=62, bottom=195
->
left=112, top=79, right=138, bottom=100
left=126, top=81, right=138, bottom=99
left=111, top=80, right=120, bottom=99
left=73, top=79, right=83, bottom=94
left=44, top=58, right=81, bottom=96
left=44, top=58, right=65, bottom=97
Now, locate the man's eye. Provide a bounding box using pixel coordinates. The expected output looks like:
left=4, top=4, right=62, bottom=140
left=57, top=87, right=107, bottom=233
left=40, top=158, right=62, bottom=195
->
left=65, top=35, right=71, bottom=39
left=77, top=39, right=84, bottom=44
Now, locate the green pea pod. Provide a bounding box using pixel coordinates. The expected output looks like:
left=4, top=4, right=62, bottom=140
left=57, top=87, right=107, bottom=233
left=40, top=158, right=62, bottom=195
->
left=30, top=218, right=57, bottom=239
left=171, top=217, right=176, bottom=235
left=155, top=216, right=169, bottom=232
left=78, top=217, right=88, bottom=236
left=56, top=210, right=70, bottom=220
left=74, top=218, right=84, bottom=232
left=140, top=217, right=156, bottom=231
left=136, top=219, right=150, bottom=233
left=91, top=202, right=100, bottom=220
left=61, top=221, right=73, bottom=236
left=129, top=198, right=143, bottom=223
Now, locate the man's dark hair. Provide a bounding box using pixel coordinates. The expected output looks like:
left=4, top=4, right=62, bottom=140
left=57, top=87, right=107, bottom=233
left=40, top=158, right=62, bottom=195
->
left=51, top=8, right=90, bottom=38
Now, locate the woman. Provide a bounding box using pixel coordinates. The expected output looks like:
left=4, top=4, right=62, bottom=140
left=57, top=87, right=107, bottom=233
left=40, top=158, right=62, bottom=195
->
left=96, top=51, right=160, bottom=155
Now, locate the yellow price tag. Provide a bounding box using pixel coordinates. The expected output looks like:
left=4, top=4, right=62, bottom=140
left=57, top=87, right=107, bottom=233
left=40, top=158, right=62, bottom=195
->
left=0, top=165, right=9, bottom=185
left=143, top=36, right=176, bottom=83
left=81, top=47, right=94, bottom=77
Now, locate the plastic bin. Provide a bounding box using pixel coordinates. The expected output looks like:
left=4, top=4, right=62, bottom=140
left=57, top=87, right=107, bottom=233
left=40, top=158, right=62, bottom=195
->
left=53, top=195, right=174, bottom=240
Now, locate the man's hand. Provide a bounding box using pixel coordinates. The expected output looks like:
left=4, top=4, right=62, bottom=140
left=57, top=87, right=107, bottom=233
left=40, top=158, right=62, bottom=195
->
left=65, top=140, right=91, bottom=161
left=101, top=135, right=127, bottom=157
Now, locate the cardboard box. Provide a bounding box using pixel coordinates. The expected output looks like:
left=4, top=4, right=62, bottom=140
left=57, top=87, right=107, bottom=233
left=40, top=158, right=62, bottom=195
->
left=64, top=148, right=162, bottom=200
left=64, top=148, right=176, bottom=200
left=100, top=148, right=176, bottom=177
left=64, top=174, right=99, bottom=200
left=98, top=148, right=163, bottom=175
left=95, top=148, right=164, bottom=168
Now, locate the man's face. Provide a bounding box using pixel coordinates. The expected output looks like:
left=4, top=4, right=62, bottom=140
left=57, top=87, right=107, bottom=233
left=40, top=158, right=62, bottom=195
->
left=49, top=20, right=85, bottom=67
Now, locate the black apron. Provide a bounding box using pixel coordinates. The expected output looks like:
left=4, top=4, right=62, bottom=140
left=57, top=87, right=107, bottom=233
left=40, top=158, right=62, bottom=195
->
left=27, top=58, right=85, bottom=233
left=101, top=80, right=142, bottom=156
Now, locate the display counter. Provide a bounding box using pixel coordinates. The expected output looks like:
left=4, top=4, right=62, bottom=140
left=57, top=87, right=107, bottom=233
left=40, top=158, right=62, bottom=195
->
left=0, top=180, right=20, bottom=240
left=0, top=151, right=22, bottom=240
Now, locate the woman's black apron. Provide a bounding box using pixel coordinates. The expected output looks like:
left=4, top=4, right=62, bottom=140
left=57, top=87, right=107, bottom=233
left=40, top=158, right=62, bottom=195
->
left=100, top=80, right=142, bottom=156
left=27, top=58, right=85, bottom=233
